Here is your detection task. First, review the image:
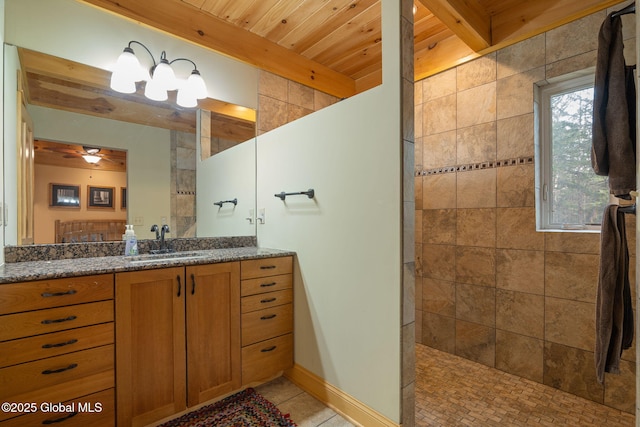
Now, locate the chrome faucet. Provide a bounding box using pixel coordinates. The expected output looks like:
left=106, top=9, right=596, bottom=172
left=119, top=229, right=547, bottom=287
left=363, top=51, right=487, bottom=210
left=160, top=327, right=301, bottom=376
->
left=150, top=224, right=172, bottom=253
left=160, top=224, right=170, bottom=252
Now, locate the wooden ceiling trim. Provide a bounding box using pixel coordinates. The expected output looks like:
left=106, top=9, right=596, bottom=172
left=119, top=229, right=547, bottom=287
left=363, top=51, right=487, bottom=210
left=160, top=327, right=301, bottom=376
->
left=80, top=0, right=357, bottom=99
left=491, top=0, right=624, bottom=46
left=355, top=69, right=383, bottom=94
left=417, top=0, right=492, bottom=51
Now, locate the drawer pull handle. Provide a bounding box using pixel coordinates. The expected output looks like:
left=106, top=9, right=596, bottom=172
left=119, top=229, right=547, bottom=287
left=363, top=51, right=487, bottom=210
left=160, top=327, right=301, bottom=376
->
left=42, top=339, right=78, bottom=349
left=261, top=346, right=277, bottom=353
left=41, top=315, right=77, bottom=325
left=191, top=273, right=196, bottom=295
left=42, top=412, right=79, bottom=424
left=41, top=290, right=77, bottom=298
left=260, top=265, right=277, bottom=270
left=261, top=314, right=277, bottom=320
left=261, top=297, right=277, bottom=303
left=42, top=363, right=78, bottom=375
left=260, top=282, right=277, bottom=288
left=177, top=275, right=182, bottom=297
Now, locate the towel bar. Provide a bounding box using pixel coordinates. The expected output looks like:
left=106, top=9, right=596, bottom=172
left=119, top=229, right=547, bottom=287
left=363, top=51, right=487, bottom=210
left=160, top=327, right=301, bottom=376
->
left=619, top=205, right=636, bottom=214
left=274, top=189, right=315, bottom=201
left=214, top=198, right=238, bottom=207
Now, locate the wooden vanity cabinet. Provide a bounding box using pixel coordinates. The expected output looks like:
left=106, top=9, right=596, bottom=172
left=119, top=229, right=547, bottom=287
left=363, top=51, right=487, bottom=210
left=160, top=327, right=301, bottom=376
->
left=115, top=262, right=240, bottom=427
left=240, top=256, right=293, bottom=384
left=115, top=267, right=186, bottom=427
left=0, top=274, right=115, bottom=426
left=186, top=263, right=241, bottom=406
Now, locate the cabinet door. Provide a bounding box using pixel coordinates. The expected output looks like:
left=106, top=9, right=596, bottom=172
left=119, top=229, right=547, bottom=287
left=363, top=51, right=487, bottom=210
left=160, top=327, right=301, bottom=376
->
left=116, top=267, right=186, bottom=427
left=186, top=262, right=240, bottom=406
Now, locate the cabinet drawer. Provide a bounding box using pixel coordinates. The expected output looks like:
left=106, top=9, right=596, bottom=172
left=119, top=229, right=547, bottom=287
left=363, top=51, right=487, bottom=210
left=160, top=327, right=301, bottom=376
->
left=0, top=323, right=114, bottom=368
left=242, top=289, right=292, bottom=313
left=0, top=344, right=114, bottom=400
left=242, top=304, right=292, bottom=346
left=242, top=334, right=293, bottom=384
left=241, top=274, right=292, bottom=297
left=241, top=256, right=292, bottom=280
left=0, top=300, right=113, bottom=342
left=0, top=387, right=114, bottom=427
left=0, top=274, right=114, bottom=315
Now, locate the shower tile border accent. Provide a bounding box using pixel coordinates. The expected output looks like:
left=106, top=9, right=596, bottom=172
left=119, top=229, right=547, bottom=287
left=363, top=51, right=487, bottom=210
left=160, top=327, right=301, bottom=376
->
left=416, top=156, right=534, bottom=176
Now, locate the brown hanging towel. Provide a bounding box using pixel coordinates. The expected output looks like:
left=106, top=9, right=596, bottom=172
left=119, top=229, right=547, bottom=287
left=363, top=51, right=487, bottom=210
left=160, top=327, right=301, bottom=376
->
left=591, top=13, right=637, bottom=199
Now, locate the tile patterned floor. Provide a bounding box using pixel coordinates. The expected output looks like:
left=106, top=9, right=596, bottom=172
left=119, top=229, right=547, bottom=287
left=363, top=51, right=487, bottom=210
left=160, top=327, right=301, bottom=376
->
left=259, top=344, right=635, bottom=426
left=415, top=344, right=635, bottom=427
left=255, top=376, right=356, bottom=427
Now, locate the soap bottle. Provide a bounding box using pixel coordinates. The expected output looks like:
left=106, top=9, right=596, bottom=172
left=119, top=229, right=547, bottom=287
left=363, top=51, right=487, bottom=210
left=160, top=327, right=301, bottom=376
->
left=124, top=225, right=138, bottom=256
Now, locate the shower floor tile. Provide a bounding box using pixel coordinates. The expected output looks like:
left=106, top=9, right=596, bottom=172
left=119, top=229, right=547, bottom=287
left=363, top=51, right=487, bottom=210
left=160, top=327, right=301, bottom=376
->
left=416, top=343, right=634, bottom=426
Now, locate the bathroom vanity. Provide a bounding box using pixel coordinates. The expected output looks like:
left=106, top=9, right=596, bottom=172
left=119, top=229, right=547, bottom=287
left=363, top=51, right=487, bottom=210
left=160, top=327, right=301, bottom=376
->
left=0, top=245, right=294, bottom=427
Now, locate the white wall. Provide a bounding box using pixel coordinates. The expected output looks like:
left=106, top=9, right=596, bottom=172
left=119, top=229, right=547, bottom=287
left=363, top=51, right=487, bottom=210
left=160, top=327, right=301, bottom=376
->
left=28, top=105, right=171, bottom=239
left=255, top=0, right=403, bottom=421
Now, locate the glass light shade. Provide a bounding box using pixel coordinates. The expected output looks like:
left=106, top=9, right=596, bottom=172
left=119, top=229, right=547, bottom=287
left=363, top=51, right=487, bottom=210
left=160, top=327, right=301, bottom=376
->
left=82, top=155, right=101, bottom=164
left=152, top=60, right=177, bottom=91
left=186, top=70, right=207, bottom=99
left=176, top=88, right=198, bottom=108
left=144, top=78, right=168, bottom=101
left=110, top=72, right=137, bottom=94
left=110, top=47, right=149, bottom=93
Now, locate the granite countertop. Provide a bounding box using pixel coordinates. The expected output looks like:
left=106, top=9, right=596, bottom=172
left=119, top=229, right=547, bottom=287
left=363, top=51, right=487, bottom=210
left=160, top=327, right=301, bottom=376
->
left=0, top=247, right=295, bottom=284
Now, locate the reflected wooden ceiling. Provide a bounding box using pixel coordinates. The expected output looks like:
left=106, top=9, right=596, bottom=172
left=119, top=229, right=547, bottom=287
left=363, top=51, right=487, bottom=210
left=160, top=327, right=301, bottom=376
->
left=34, top=140, right=127, bottom=172
left=79, top=0, right=627, bottom=99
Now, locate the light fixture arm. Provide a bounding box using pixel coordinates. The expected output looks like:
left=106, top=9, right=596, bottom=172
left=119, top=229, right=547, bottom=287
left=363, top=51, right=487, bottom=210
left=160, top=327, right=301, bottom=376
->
left=169, top=57, right=200, bottom=73
left=126, top=40, right=158, bottom=69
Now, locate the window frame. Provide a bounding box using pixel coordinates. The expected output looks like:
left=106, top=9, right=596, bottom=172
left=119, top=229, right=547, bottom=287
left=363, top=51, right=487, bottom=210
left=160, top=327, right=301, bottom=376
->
left=536, top=73, right=606, bottom=232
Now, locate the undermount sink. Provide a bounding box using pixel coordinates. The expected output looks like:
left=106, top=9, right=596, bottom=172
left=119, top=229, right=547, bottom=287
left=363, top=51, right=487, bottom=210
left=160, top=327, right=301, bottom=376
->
left=125, top=251, right=210, bottom=264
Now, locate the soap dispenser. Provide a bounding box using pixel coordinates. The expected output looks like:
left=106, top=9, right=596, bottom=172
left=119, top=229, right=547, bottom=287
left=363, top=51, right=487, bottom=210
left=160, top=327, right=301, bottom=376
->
left=124, top=225, right=138, bottom=256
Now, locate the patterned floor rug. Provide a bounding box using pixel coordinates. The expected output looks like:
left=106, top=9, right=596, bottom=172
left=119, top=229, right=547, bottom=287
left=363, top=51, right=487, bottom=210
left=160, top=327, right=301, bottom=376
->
left=158, top=387, right=297, bottom=427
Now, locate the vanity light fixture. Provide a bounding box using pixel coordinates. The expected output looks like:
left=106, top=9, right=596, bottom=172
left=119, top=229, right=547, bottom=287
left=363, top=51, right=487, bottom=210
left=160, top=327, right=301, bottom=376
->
left=82, top=147, right=101, bottom=164
left=110, top=41, right=207, bottom=108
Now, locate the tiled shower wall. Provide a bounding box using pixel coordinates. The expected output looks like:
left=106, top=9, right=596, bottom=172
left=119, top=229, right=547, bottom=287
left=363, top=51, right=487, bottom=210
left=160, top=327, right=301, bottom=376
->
left=170, top=130, right=197, bottom=238
left=257, top=71, right=340, bottom=135
left=415, top=10, right=637, bottom=412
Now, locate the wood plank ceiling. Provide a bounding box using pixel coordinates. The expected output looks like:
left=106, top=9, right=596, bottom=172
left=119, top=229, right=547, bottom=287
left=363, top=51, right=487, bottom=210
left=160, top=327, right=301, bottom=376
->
left=79, top=0, right=628, bottom=99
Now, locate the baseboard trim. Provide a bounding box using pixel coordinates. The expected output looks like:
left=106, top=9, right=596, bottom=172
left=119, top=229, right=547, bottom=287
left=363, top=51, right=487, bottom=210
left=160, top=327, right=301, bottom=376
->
left=284, top=364, right=400, bottom=427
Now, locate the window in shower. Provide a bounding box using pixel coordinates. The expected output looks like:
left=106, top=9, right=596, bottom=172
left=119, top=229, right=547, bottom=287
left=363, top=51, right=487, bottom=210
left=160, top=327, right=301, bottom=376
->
left=536, top=73, right=609, bottom=231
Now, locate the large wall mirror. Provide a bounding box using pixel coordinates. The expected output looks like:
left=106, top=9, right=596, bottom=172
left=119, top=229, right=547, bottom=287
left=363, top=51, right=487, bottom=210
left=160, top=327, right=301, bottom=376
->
left=4, top=45, right=258, bottom=246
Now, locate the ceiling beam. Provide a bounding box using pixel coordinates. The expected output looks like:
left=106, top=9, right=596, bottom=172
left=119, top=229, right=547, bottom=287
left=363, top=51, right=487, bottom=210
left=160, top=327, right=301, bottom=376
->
left=79, top=0, right=357, bottom=99
left=417, top=0, right=491, bottom=51
left=492, top=0, right=626, bottom=46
